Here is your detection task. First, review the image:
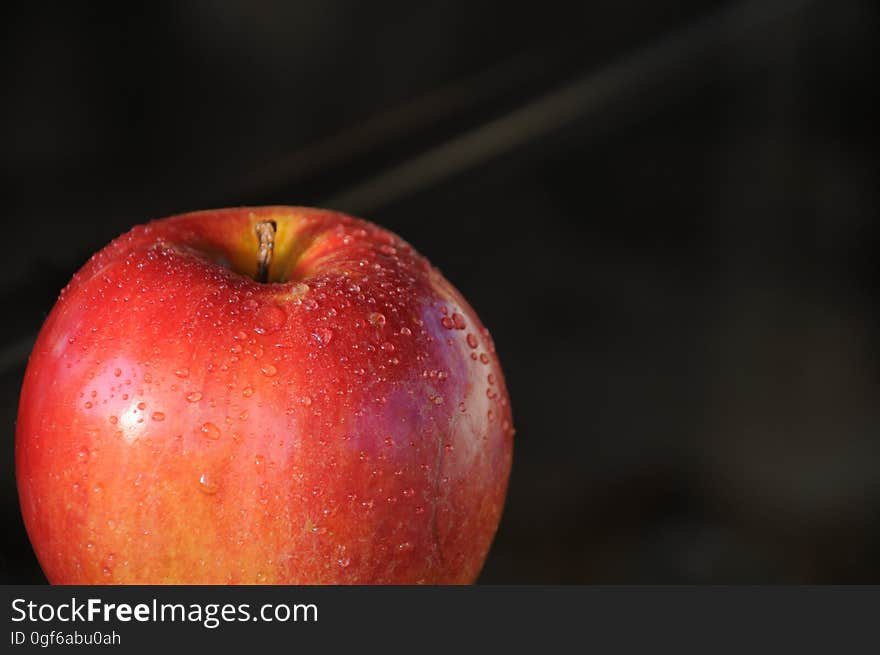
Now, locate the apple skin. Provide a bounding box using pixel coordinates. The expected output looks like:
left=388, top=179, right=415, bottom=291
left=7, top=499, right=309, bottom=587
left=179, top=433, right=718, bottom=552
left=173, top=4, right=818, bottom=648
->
left=15, top=207, right=513, bottom=584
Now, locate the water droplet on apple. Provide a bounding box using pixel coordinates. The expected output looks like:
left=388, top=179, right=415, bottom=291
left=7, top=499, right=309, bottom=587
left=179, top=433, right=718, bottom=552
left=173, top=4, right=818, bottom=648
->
left=200, top=422, right=221, bottom=440
left=451, top=313, right=466, bottom=329
left=381, top=342, right=395, bottom=353
left=402, top=487, right=415, bottom=498
left=198, top=472, right=219, bottom=494
left=400, top=326, right=412, bottom=336
left=186, top=391, right=202, bottom=403
left=313, top=327, right=333, bottom=346
left=114, top=368, right=122, bottom=377
left=109, top=415, right=118, bottom=424
left=254, top=304, right=286, bottom=334
left=137, top=402, right=146, bottom=410
left=466, top=333, right=479, bottom=349
left=337, top=557, right=351, bottom=568
left=175, top=368, right=190, bottom=378
left=397, top=541, right=413, bottom=553
left=488, top=373, right=495, bottom=385
left=303, top=298, right=319, bottom=311
left=77, top=446, right=89, bottom=460
left=440, top=316, right=454, bottom=329
left=480, top=353, right=490, bottom=364
left=289, top=282, right=310, bottom=299
left=84, top=401, right=93, bottom=409
left=242, top=386, right=254, bottom=397
left=151, top=412, right=165, bottom=421
left=260, top=363, right=278, bottom=377
left=368, top=312, right=386, bottom=327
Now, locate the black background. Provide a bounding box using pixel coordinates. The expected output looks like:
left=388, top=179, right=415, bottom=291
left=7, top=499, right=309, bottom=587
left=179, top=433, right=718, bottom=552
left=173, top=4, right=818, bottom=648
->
left=2, top=0, right=878, bottom=583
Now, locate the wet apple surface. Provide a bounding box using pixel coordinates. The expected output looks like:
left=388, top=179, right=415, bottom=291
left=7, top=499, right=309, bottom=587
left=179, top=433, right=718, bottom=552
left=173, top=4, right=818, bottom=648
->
left=16, top=207, right=513, bottom=584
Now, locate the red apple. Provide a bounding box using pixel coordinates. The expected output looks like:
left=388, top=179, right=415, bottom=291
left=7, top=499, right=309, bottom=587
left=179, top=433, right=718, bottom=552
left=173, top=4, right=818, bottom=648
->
left=16, top=207, right=513, bottom=584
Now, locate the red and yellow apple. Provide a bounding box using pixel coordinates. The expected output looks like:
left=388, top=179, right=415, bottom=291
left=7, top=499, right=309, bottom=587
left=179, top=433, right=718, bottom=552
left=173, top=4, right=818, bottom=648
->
left=15, top=207, right=513, bottom=584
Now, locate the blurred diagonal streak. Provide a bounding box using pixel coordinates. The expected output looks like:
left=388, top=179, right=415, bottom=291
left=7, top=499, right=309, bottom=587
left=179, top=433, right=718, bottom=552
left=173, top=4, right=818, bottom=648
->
left=323, top=0, right=818, bottom=214
left=232, top=49, right=553, bottom=200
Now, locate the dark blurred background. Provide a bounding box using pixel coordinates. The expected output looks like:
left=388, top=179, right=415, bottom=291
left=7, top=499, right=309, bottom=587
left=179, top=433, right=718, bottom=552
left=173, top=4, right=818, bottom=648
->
left=2, top=0, right=878, bottom=583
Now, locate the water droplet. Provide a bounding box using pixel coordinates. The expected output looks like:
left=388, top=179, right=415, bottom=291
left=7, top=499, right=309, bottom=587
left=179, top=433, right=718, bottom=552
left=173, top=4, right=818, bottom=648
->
left=402, top=487, right=415, bottom=498
left=242, top=298, right=259, bottom=311
left=368, top=312, right=386, bottom=327
left=137, top=402, right=146, bottom=410
left=254, top=304, right=286, bottom=334
left=239, top=410, right=249, bottom=421
left=289, top=282, right=310, bottom=299
left=84, top=401, right=93, bottom=409
left=151, top=412, right=165, bottom=421
left=303, top=298, right=319, bottom=311
left=488, top=373, right=496, bottom=385
left=415, top=505, right=425, bottom=514
left=77, top=446, right=89, bottom=460
left=381, top=342, right=395, bottom=353
left=198, top=472, right=219, bottom=494
left=397, top=541, right=413, bottom=552
left=466, top=333, right=479, bottom=349
left=260, top=363, right=278, bottom=377
left=143, top=372, right=153, bottom=383
left=432, top=395, right=444, bottom=405
left=85, top=541, right=94, bottom=550
left=313, top=327, right=333, bottom=346
left=399, top=326, right=412, bottom=336
left=109, top=415, right=118, bottom=424
left=200, top=422, right=221, bottom=440
left=255, top=454, right=265, bottom=469
left=242, top=386, right=254, bottom=398
left=451, top=313, right=466, bottom=329
left=186, top=391, right=202, bottom=403
left=440, top=317, right=454, bottom=329
left=480, top=353, right=490, bottom=364
left=337, top=557, right=351, bottom=568
left=175, top=368, right=189, bottom=378
left=114, top=368, right=122, bottom=377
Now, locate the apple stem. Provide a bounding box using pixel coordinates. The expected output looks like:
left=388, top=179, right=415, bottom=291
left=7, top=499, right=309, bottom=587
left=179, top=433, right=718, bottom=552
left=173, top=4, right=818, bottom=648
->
left=255, top=220, right=277, bottom=283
